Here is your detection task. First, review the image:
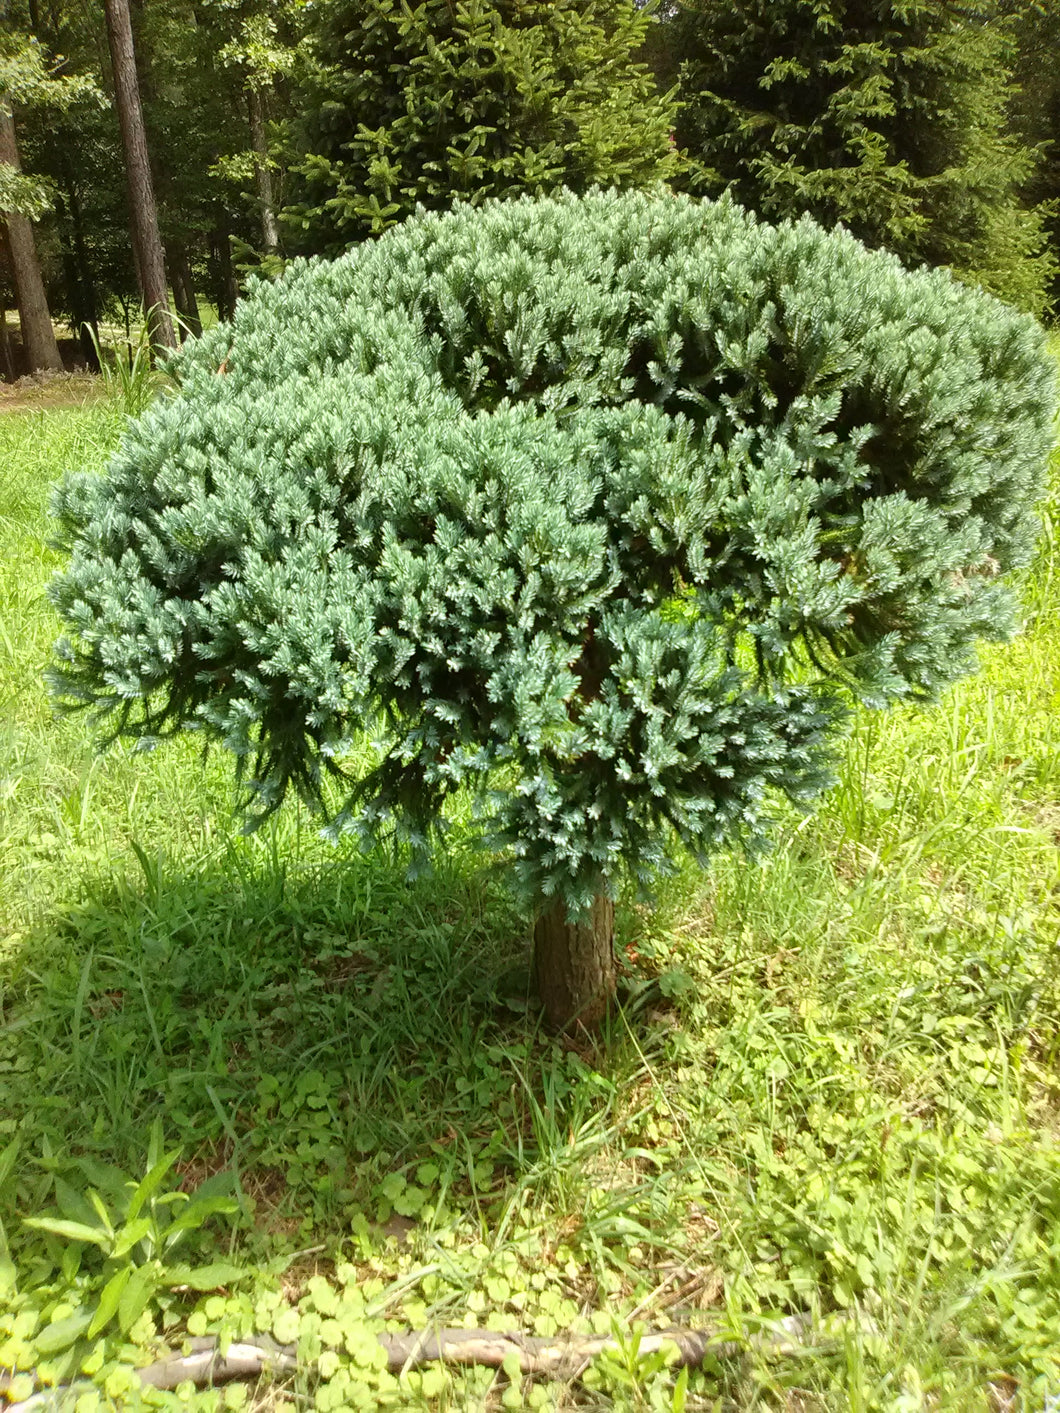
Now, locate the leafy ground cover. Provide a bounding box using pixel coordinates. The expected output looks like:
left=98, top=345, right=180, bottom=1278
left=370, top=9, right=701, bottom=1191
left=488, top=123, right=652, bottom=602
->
left=0, top=383, right=1058, bottom=1411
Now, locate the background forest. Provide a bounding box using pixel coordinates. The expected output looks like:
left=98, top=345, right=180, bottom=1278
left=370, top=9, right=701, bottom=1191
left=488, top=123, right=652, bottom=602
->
left=3, top=0, right=1060, bottom=374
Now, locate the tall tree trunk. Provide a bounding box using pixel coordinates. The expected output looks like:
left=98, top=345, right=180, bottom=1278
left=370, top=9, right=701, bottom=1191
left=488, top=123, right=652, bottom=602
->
left=169, top=240, right=202, bottom=338
left=57, top=161, right=101, bottom=366
left=54, top=193, right=99, bottom=368
left=211, top=218, right=239, bottom=321
left=0, top=231, right=16, bottom=380
left=0, top=302, right=16, bottom=383
left=29, top=0, right=98, bottom=365
left=533, top=893, right=617, bottom=1032
left=0, top=109, right=62, bottom=373
left=248, top=87, right=279, bottom=256
left=102, top=0, right=175, bottom=351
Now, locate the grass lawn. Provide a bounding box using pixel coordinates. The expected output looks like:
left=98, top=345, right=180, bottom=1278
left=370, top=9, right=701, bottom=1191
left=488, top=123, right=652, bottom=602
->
left=0, top=384, right=1057, bottom=1411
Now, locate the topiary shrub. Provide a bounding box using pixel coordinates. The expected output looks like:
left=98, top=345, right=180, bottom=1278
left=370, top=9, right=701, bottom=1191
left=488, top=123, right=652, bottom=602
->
left=50, top=189, right=1056, bottom=1030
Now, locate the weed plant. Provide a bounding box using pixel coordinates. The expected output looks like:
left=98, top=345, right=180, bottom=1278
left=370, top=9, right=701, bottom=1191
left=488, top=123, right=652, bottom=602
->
left=82, top=319, right=170, bottom=419
left=0, top=391, right=1058, bottom=1409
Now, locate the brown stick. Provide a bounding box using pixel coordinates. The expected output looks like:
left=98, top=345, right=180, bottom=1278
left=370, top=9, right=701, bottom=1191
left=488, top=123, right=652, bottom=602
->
left=135, top=1336, right=298, bottom=1389
left=5, top=1318, right=813, bottom=1408
left=381, top=1326, right=733, bottom=1378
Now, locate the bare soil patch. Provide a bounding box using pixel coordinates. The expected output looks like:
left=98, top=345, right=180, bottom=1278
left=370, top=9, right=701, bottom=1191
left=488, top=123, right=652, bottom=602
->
left=0, top=370, right=103, bottom=414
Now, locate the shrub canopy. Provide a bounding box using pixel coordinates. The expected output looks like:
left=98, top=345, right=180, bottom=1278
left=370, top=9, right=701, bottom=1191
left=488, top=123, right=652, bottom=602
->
left=51, top=190, right=1056, bottom=913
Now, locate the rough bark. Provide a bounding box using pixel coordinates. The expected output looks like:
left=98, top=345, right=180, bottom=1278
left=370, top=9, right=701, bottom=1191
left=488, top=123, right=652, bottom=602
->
left=248, top=86, right=280, bottom=255
left=0, top=109, right=62, bottom=373
left=103, top=0, right=176, bottom=351
left=533, top=892, right=617, bottom=1032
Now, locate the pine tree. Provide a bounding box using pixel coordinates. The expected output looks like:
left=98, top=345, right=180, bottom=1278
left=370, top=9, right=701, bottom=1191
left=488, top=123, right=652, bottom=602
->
left=50, top=190, right=1056, bottom=1030
left=285, top=0, right=678, bottom=253
left=666, top=0, right=1055, bottom=314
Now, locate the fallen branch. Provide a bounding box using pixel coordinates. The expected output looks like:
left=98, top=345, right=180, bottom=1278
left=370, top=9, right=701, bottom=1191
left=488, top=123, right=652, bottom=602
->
left=135, top=1336, right=297, bottom=1390
left=5, top=1316, right=812, bottom=1410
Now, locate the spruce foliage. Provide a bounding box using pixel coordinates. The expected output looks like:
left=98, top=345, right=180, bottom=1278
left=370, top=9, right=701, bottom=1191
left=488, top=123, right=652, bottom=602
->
left=50, top=190, right=1056, bottom=918
left=285, top=0, right=678, bottom=253
left=1008, top=0, right=1060, bottom=307
left=666, top=0, right=1056, bottom=314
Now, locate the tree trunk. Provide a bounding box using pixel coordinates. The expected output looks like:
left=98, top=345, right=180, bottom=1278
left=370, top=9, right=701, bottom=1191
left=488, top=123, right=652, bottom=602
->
left=55, top=194, right=99, bottom=368
left=22, top=0, right=100, bottom=365
left=0, top=302, right=15, bottom=383
left=169, top=240, right=202, bottom=338
left=102, top=0, right=176, bottom=352
left=211, top=219, right=239, bottom=321
left=0, top=109, right=62, bottom=373
left=532, top=892, right=616, bottom=1032
left=248, top=87, right=280, bottom=256
left=56, top=164, right=101, bottom=366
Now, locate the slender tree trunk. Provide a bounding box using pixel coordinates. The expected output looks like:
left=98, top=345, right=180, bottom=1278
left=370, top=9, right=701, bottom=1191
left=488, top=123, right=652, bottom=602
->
left=0, top=230, right=15, bottom=380
left=57, top=162, right=101, bottom=366
left=0, top=109, right=62, bottom=373
left=102, top=0, right=176, bottom=351
left=0, top=302, right=16, bottom=383
left=248, top=87, right=280, bottom=256
left=54, top=193, right=99, bottom=368
left=211, top=219, right=239, bottom=321
left=168, top=240, right=202, bottom=338
left=533, top=892, right=617, bottom=1032
left=56, top=215, right=87, bottom=356
left=28, top=0, right=96, bottom=363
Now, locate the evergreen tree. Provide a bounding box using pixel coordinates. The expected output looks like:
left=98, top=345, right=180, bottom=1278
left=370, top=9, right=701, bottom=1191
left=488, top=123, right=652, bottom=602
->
left=50, top=190, right=1056, bottom=1030
left=665, top=0, right=1055, bottom=314
left=286, top=0, right=678, bottom=253
left=1007, top=0, right=1060, bottom=305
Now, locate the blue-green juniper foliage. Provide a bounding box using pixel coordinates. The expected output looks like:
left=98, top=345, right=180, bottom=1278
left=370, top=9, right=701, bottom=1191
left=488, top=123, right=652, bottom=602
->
left=50, top=190, right=1056, bottom=920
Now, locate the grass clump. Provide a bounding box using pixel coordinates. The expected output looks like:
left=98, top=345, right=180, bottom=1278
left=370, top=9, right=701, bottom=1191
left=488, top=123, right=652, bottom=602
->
left=0, top=388, right=1058, bottom=1409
